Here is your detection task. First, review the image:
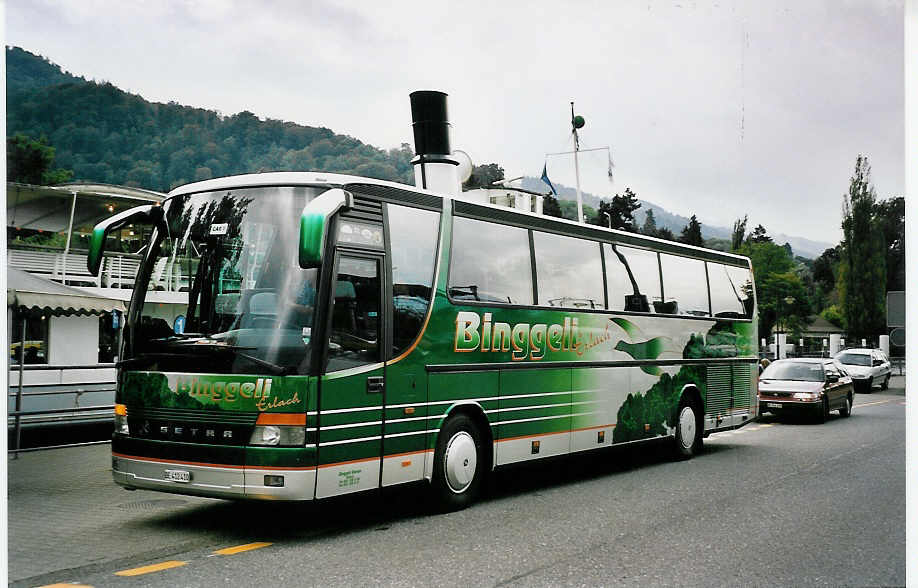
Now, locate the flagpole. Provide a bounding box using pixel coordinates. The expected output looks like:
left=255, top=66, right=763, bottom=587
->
left=571, top=102, right=584, bottom=223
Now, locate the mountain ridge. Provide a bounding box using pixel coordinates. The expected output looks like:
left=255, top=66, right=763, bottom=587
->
left=519, top=176, right=831, bottom=259
left=5, top=46, right=832, bottom=259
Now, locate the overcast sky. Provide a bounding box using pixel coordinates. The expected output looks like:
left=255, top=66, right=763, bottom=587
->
left=6, top=0, right=904, bottom=244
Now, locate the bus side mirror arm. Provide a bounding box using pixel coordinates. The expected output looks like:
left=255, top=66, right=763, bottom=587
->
left=87, top=204, right=165, bottom=276
left=299, top=189, right=353, bottom=269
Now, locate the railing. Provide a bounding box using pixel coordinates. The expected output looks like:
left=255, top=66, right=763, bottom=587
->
left=8, top=363, right=117, bottom=454
left=8, top=244, right=142, bottom=289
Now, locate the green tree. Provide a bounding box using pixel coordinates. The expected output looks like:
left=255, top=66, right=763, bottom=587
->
left=678, top=214, right=703, bottom=246
left=641, top=208, right=658, bottom=236
left=463, top=163, right=504, bottom=190
left=731, top=215, right=748, bottom=250
left=590, top=187, right=640, bottom=231
left=840, top=155, right=887, bottom=340
left=7, top=133, right=73, bottom=184
left=812, top=246, right=840, bottom=292
left=747, top=224, right=772, bottom=243
left=737, top=239, right=799, bottom=337
left=758, top=272, right=811, bottom=339
left=656, top=227, right=675, bottom=241
left=874, top=196, right=905, bottom=292
left=542, top=194, right=562, bottom=218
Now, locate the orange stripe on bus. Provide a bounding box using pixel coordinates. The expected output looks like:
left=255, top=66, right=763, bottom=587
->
left=256, top=413, right=307, bottom=426
left=571, top=424, right=615, bottom=433
left=317, top=449, right=433, bottom=469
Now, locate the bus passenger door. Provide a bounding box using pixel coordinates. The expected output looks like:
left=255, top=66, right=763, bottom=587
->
left=315, top=253, right=386, bottom=499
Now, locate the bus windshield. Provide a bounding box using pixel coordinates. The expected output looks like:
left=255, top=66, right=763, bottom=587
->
left=126, top=186, right=326, bottom=375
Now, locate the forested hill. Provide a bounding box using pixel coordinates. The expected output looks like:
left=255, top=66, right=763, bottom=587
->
left=6, top=46, right=415, bottom=192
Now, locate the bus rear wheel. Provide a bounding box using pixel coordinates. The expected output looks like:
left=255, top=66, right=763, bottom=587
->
left=431, top=414, right=486, bottom=511
left=672, top=398, right=702, bottom=459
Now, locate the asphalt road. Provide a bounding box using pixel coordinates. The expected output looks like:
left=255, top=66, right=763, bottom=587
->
left=11, top=379, right=905, bottom=587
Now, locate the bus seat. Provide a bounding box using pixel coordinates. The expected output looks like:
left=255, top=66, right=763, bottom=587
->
left=333, top=281, right=358, bottom=334
left=240, top=290, right=278, bottom=329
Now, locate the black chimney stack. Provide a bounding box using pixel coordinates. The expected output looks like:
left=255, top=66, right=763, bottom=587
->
left=410, top=90, right=451, bottom=156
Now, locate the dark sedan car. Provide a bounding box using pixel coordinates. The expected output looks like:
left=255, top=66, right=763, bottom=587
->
left=758, top=358, right=854, bottom=423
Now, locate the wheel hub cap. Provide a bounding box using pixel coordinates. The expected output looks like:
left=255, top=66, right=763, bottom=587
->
left=679, top=406, right=696, bottom=450
left=444, top=432, right=477, bottom=494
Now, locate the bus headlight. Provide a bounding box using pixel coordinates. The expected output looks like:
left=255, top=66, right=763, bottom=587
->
left=114, top=404, right=129, bottom=435
left=249, top=425, right=306, bottom=446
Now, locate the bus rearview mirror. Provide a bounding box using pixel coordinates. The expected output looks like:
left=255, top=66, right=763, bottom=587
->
left=299, top=188, right=353, bottom=269
left=87, top=204, right=165, bottom=276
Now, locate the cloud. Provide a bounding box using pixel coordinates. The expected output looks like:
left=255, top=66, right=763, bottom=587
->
left=6, top=0, right=903, bottom=243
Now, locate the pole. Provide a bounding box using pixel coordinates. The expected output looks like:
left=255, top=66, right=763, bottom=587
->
left=62, top=190, right=77, bottom=285
left=14, top=315, right=26, bottom=457
left=775, top=296, right=780, bottom=360
left=571, top=102, right=584, bottom=224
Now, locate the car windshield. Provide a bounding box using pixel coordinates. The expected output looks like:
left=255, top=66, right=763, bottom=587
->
left=836, top=352, right=871, bottom=366
left=760, top=361, right=824, bottom=382
left=125, top=185, right=326, bottom=374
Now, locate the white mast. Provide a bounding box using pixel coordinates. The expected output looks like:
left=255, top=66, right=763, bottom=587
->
left=571, top=102, right=584, bottom=223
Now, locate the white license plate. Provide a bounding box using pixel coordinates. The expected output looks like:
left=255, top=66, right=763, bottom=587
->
left=766, top=402, right=783, bottom=408
left=164, top=469, right=191, bottom=483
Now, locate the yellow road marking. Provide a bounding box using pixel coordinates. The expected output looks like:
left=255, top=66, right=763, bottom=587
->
left=115, top=561, right=187, bottom=576
left=759, top=423, right=775, bottom=427
left=858, top=399, right=892, bottom=408
left=213, top=542, right=273, bottom=555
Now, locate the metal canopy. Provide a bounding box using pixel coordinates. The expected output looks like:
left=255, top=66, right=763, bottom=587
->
left=7, top=268, right=125, bottom=317
left=7, top=182, right=165, bottom=233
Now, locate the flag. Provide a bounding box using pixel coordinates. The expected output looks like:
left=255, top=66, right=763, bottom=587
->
left=607, top=150, right=615, bottom=182
left=541, top=163, right=557, bottom=196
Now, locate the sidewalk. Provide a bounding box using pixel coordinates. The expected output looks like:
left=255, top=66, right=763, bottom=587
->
left=7, top=443, right=216, bottom=584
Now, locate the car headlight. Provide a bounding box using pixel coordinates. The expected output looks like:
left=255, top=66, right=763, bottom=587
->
left=249, top=425, right=306, bottom=446
left=792, top=392, right=819, bottom=400
left=114, top=404, right=129, bottom=435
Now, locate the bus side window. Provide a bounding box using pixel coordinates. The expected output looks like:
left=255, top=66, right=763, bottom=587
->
left=725, top=265, right=755, bottom=319
left=533, top=232, right=604, bottom=309
left=659, top=253, right=709, bottom=317
left=388, top=204, right=440, bottom=355
left=448, top=217, right=533, bottom=305
left=604, top=244, right=659, bottom=312
left=708, top=262, right=747, bottom=318
left=326, top=257, right=381, bottom=373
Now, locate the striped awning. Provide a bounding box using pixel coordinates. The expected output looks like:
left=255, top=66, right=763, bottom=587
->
left=7, top=268, right=125, bottom=317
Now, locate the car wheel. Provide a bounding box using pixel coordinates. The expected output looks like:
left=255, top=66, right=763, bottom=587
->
left=815, top=397, right=829, bottom=424
left=838, top=394, right=852, bottom=418
left=430, top=414, right=487, bottom=511
left=672, top=397, right=703, bottom=459
left=881, top=375, right=890, bottom=390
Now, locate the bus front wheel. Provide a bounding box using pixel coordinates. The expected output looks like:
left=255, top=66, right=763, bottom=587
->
left=673, top=398, right=703, bottom=459
left=431, top=414, right=486, bottom=511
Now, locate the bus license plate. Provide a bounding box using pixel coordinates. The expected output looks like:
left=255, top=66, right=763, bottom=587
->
left=766, top=403, right=782, bottom=408
left=164, top=469, right=191, bottom=483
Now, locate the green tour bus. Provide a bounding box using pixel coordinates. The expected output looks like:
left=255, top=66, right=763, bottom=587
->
left=91, top=92, right=757, bottom=510
left=92, top=171, right=757, bottom=510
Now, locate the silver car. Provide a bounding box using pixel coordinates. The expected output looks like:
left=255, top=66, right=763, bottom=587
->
left=834, top=348, right=892, bottom=393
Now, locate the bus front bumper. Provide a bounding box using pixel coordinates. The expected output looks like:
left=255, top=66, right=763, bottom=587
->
left=112, top=447, right=317, bottom=501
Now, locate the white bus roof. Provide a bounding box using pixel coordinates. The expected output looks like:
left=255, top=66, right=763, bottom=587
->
left=167, top=172, right=751, bottom=267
